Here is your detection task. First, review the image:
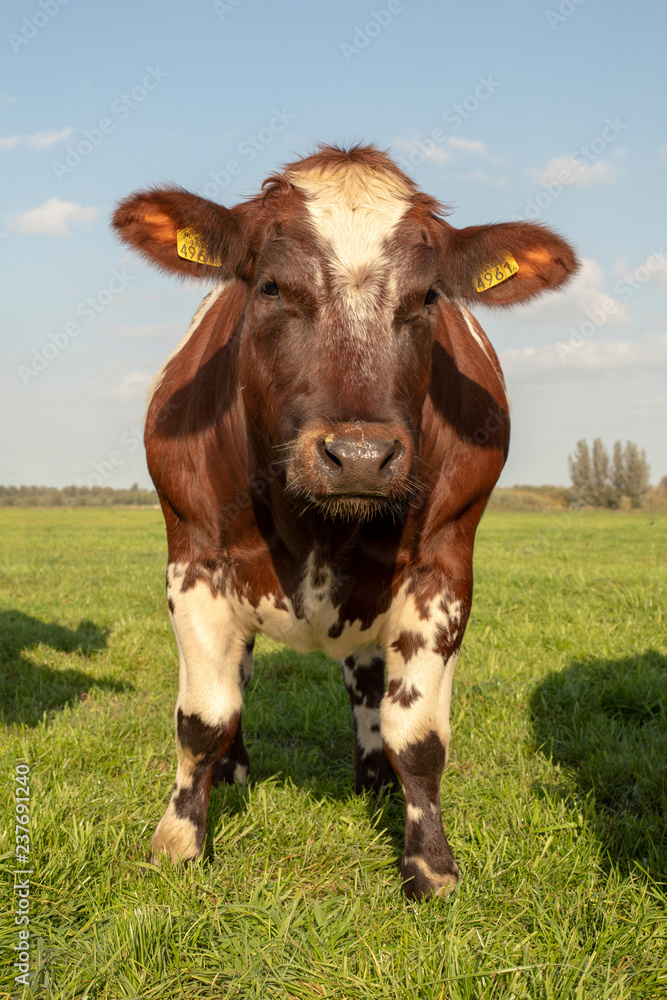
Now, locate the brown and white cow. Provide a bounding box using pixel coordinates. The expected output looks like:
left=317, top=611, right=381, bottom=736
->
left=113, top=144, right=578, bottom=899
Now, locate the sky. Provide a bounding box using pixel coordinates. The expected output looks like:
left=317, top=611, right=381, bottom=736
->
left=1, top=0, right=665, bottom=489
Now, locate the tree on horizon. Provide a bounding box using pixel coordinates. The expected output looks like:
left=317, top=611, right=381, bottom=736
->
left=568, top=439, right=651, bottom=508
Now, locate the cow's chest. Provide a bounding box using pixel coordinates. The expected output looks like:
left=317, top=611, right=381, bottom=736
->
left=239, top=558, right=388, bottom=658
left=169, top=554, right=463, bottom=663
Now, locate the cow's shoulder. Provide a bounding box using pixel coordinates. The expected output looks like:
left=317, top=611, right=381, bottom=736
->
left=144, top=280, right=248, bottom=543
left=436, top=300, right=507, bottom=405
left=146, top=280, right=245, bottom=426
left=416, top=300, right=510, bottom=524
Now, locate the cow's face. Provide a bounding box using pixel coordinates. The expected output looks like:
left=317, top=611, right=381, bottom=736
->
left=113, top=145, right=578, bottom=520
left=235, top=168, right=445, bottom=520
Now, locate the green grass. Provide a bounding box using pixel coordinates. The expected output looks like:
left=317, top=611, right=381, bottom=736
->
left=1, top=507, right=666, bottom=999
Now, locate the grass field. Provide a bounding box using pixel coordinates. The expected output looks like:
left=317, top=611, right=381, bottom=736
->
left=1, top=507, right=666, bottom=999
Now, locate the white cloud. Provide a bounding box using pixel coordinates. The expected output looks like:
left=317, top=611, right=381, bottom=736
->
left=393, top=133, right=494, bottom=167
left=99, top=370, right=153, bottom=400
left=613, top=248, right=667, bottom=290
left=469, top=169, right=508, bottom=188
left=500, top=330, right=667, bottom=383
left=531, top=154, right=618, bottom=188
left=7, top=197, right=97, bottom=236
left=0, top=93, right=17, bottom=107
left=424, top=147, right=451, bottom=164
left=512, top=258, right=629, bottom=327
left=650, top=260, right=667, bottom=290
left=447, top=137, right=488, bottom=156
left=625, top=391, right=667, bottom=417
left=0, top=126, right=72, bottom=152
left=392, top=135, right=451, bottom=164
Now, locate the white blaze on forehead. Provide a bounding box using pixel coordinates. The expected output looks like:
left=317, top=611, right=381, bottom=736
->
left=287, top=163, right=412, bottom=307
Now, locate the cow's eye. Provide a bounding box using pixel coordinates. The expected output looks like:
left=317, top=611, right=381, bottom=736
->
left=424, top=288, right=438, bottom=306
left=261, top=281, right=279, bottom=297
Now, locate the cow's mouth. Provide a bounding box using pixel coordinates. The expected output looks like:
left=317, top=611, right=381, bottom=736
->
left=296, top=492, right=412, bottom=523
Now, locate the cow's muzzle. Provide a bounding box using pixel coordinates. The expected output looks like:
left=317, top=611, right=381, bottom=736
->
left=315, top=434, right=404, bottom=492
left=285, top=421, right=415, bottom=520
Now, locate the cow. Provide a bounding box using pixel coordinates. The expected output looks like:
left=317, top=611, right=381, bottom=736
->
left=112, top=144, right=578, bottom=899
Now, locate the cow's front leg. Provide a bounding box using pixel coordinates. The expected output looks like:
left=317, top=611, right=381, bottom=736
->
left=211, top=637, right=254, bottom=787
left=341, top=644, right=398, bottom=794
left=151, top=566, right=250, bottom=863
left=382, top=606, right=464, bottom=900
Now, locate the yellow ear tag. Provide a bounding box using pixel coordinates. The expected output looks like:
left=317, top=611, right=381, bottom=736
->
left=176, top=228, right=222, bottom=267
left=475, top=254, right=519, bottom=292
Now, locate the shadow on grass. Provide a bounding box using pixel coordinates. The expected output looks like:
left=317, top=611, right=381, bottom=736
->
left=530, top=649, right=667, bottom=879
left=0, top=609, right=131, bottom=726
left=205, top=647, right=405, bottom=863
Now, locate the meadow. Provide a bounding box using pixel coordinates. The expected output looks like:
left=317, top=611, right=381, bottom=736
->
left=0, top=508, right=665, bottom=999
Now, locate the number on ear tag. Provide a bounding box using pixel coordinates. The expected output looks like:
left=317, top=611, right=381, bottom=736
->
left=176, top=228, right=222, bottom=267
left=475, top=255, right=519, bottom=292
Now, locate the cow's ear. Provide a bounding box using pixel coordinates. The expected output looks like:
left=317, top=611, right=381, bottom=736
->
left=444, top=220, right=579, bottom=306
left=111, top=186, right=244, bottom=280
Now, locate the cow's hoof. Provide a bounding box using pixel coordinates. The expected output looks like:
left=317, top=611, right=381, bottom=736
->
left=211, top=756, right=249, bottom=787
left=355, top=752, right=400, bottom=796
left=150, top=803, right=202, bottom=864
left=401, top=855, right=460, bottom=901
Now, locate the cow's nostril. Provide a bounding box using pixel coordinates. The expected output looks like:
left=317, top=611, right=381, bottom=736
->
left=379, top=446, right=397, bottom=471
left=324, top=446, right=343, bottom=469
left=315, top=434, right=406, bottom=491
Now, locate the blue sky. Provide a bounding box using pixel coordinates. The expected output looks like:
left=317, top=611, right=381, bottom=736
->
left=1, top=0, right=665, bottom=489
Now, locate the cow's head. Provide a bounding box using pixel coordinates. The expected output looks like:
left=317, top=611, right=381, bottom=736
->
left=113, top=144, right=578, bottom=520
